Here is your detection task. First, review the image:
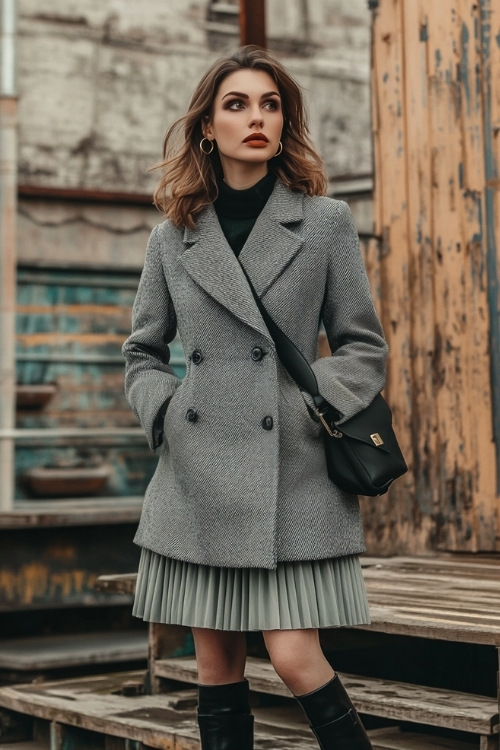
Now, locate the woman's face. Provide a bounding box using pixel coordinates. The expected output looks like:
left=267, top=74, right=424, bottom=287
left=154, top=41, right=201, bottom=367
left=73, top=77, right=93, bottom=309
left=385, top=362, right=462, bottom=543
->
left=204, top=68, right=284, bottom=178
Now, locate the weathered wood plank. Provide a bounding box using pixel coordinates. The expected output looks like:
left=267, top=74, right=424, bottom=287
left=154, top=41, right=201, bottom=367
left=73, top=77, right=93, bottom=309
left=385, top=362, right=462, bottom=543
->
left=369, top=0, right=500, bottom=555
left=0, top=675, right=203, bottom=750
left=252, top=705, right=309, bottom=735
left=368, top=727, right=477, bottom=750
left=457, top=0, right=499, bottom=553
left=0, top=670, right=493, bottom=749
left=95, top=556, right=500, bottom=644
left=400, top=0, right=440, bottom=545
left=362, top=608, right=500, bottom=645
left=0, top=631, right=147, bottom=671
left=364, top=0, right=426, bottom=558
left=0, top=497, right=143, bottom=529
left=154, top=656, right=499, bottom=736
left=432, top=0, right=494, bottom=552
left=148, top=624, right=194, bottom=694
left=0, top=524, right=141, bottom=611
left=359, top=555, right=500, bottom=644
left=0, top=672, right=317, bottom=749
left=483, top=0, right=500, bottom=552
left=95, top=574, right=137, bottom=596
left=362, top=555, right=500, bottom=572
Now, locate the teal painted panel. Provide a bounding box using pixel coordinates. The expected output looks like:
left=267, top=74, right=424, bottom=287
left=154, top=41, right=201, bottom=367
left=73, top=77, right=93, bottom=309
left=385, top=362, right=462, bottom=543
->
left=15, top=268, right=186, bottom=499
left=14, top=441, right=157, bottom=500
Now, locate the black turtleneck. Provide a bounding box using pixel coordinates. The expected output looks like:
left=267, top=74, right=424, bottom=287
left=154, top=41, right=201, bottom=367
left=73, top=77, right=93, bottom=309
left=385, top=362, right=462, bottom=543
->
left=213, top=171, right=276, bottom=257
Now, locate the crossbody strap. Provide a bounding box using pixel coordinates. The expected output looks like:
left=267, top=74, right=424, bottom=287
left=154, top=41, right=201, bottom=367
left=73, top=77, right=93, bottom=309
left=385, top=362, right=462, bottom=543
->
left=238, top=263, right=320, bottom=397
left=239, top=263, right=340, bottom=432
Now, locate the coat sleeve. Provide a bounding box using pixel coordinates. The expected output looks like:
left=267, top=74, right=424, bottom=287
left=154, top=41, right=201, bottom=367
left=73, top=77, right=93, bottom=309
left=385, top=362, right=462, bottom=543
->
left=311, top=200, right=388, bottom=423
left=122, top=224, right=181, bottom=450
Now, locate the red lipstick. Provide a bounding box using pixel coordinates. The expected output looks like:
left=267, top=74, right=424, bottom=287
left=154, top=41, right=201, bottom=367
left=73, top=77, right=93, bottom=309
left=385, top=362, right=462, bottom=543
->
left=243, top=133, right=269, bottom=144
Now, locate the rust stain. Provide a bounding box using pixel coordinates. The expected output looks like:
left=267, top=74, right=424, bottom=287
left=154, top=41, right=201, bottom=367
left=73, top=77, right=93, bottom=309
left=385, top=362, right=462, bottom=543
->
left=0, top=563, right=98, bottom=605
left=16, top=333, right=125, bottom=346
left=44, top=544, right=77, bottom=562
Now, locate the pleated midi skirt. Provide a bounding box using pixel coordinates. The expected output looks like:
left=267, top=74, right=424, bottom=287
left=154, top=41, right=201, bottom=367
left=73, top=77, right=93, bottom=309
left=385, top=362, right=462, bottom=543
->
left=133, top=547, right=370, bottom=631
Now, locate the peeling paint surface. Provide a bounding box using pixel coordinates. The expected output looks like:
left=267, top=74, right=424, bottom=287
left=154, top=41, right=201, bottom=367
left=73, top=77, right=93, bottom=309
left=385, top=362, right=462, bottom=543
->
left=365, top=0, right=500, bottom=555
left=14, top=265, right=186, bottom=500
left=0, top=527, right=140, bottom=608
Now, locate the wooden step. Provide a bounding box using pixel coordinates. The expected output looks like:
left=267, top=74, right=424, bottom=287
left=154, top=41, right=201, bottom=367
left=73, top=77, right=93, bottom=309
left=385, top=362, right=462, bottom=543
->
left=0, top=729, right=480, bottom=750
left=0, top=672, right=483, bottom=750
left=369, top=728, right=477, bottom=750
left=155, top=656, right=499, bottom=737
left=95, top=573, right=137, bottom=596
left=0, top=672, right=315, bottom=749
left=0, top=631, right=147, bottom=671
left=0, top=497, right=143, bottom=529
left=359, top=555, right=500, bottom=646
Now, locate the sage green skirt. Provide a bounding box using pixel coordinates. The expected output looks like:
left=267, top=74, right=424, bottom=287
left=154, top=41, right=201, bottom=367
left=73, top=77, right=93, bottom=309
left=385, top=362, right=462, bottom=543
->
left=133, top=548, right=370, bottom=631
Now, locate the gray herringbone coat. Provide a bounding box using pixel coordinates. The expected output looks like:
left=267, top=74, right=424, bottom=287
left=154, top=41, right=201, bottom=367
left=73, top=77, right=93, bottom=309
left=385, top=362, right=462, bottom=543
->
left=123, top=180, right=388, bottom=569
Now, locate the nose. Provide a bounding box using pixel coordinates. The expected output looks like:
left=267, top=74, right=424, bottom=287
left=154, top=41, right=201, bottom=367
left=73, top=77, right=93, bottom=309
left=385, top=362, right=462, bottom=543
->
left=248, top=105, right=264, bottom=129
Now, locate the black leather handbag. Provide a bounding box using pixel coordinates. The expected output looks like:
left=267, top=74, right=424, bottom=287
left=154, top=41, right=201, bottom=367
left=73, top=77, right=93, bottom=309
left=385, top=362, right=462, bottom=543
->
left=240, top=266, right=408, bottom=496
left=316, top=393, right=408, bottom=496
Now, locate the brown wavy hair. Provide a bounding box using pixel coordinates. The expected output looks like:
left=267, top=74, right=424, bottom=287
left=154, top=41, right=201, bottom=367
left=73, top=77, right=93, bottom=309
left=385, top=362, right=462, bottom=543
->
left=152, top=45, right=328, bottom=229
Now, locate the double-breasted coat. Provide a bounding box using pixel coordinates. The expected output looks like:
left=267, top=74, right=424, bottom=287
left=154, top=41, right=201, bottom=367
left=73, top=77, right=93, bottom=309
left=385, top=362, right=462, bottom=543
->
left=123, top=180, right=388, bottom=570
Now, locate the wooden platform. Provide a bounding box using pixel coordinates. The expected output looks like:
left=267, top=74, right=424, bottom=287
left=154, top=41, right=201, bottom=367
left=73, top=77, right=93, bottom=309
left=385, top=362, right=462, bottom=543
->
left=96, top=554, right=500, bottom=647
left=360, top=556, right=500, bottom=645
left=0, top=671, right=480, bottom=750
left=0, top=555, right=498, bottom=748
left=155, top=655, right=498, bottom=737
left=0, top=671, right=313, bottom=749
left=96, top=554, right=500, bottom=748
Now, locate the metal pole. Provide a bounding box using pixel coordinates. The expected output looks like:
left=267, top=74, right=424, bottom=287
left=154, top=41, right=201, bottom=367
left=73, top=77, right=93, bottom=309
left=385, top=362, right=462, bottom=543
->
left=239, top=0, right=267, bottom=48
left=0, top=0, right=18, bottom=511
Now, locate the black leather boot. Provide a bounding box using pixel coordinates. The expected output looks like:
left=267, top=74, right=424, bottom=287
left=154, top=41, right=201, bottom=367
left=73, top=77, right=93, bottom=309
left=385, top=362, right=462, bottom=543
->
left=197, top=679, right=254, bottom=750
left=296, top=674, right=372, bottom=750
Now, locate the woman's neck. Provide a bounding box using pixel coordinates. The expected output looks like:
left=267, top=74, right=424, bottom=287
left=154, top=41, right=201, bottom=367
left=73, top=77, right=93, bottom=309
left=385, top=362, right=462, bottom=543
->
left=220, top=162, right=268, bottom=191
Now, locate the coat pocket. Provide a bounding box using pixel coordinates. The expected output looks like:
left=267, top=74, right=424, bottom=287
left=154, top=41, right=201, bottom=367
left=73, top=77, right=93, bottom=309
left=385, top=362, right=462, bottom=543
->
left=162, top=380, right=188, bottom=446
left=280, top=379, right=322, bottom=440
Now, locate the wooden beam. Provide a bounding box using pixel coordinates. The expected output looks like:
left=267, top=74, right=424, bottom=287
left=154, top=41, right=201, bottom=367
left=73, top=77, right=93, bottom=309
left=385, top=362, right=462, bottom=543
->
left=18, top=184, right=153, bottom=205
left=239, top=0, right=266, bottom=48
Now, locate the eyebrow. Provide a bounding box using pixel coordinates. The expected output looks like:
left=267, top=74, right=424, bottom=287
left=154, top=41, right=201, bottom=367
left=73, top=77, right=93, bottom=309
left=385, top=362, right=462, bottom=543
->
left=221, top=90, right=281, bottom=101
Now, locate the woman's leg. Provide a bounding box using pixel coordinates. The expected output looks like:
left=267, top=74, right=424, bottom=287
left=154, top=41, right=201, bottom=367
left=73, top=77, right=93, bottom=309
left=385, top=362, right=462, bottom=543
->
left=192, top=628, right=253, bottom=750
left=263, top=628, right=372, bottom=750
left=262, top=627, right=333, bottom=695
left=192, top=627, right=247, bottom=684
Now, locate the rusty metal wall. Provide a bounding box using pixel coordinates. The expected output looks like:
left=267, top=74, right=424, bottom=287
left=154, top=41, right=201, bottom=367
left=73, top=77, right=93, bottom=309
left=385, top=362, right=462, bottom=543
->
left=363, top=0, right=500, bottom=554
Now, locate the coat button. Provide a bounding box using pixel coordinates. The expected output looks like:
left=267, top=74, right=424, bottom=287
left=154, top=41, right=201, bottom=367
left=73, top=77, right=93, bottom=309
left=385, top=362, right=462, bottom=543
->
left=251, top=346, right=264, bottom=362
left=191, top=349, right=203, bottom=364
left=186, top=408, right=198, bottom=423
left=261, top=415, right=274, bottom=430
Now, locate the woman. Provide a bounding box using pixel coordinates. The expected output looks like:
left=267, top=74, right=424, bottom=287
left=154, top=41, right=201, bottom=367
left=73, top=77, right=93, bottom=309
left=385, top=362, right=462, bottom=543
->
left=123, top=45, right=387, bottom=750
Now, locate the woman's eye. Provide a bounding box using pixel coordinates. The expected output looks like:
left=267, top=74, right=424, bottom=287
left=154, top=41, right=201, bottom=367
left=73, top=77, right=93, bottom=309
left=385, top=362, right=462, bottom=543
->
left=264, top=100, right=280, bottom=111
left=226, top=99, right=245, bottom=110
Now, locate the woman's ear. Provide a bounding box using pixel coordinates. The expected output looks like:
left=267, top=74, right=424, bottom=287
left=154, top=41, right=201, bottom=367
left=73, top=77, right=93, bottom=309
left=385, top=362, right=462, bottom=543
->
left=202, top=115, right=213, bottom=140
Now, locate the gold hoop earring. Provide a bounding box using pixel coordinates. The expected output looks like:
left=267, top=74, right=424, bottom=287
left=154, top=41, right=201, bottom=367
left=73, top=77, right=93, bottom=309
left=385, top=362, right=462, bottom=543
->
left=274, top=141, right=283, bottom=157
left=200, top=137, right=214, bottom=155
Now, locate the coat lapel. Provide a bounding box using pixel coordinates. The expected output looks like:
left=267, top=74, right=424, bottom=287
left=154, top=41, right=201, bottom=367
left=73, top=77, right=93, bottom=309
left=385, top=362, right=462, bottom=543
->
left=239, top=181, right=304, bottom=298
left=180, top=181, right=304, bottom=339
